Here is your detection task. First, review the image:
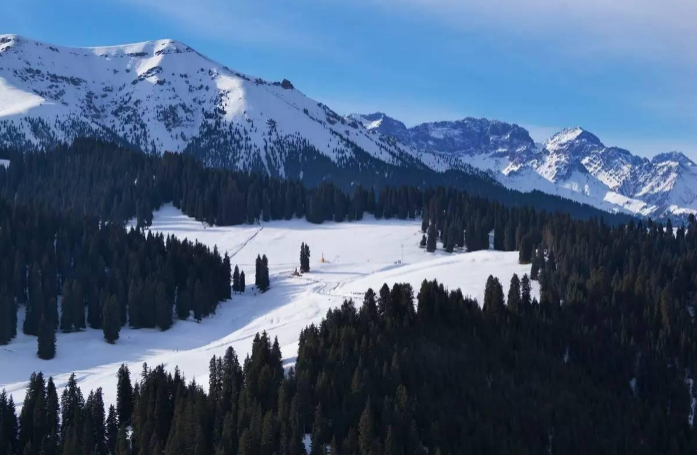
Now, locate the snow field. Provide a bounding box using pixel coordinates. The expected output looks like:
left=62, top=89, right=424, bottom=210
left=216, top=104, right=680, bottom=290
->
left=0, top=204, right=537, bottom=407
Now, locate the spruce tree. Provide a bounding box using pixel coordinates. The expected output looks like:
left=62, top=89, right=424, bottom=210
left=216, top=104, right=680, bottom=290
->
left=155, top=283, right=172, bottom=331
left=72, top=281, right=85, bottom=330
left=106, top=406, right=119, bottom=455
left=115, top=425, right=130, bottom=455
left=483, top=276, right=505, bottom=317
left=358, top=400, right=374, bottom=455
left=426, top=223, right=437, bottom=253
left=102, top=295, right=121, bottom=344
left=258, top=255, right=270, bottom=293
left=116, top=365, right=133, bottom=427
left=310, top=404, right=325, bottom=455
left=530, top=256, right=540, bottom=281
left=300, top=243, right=311, bottom=273
left=37, top=317, right=56, bottom=360
left=45, top=378, right=60, bottom=455
left=0, top=287, right=14, bottom=344
left=521, top=274, right=532, bottom=308
left=175, top=286, right=190, bottom=321
left=193, top=280, right=204, bottom=322
left=128, top=279, right=142, bottom=328
left=60, top=281, right=75, bottom=333
left=239, top=272, right=246, bottom=293
left=507, top=274, right=522, bottom=314
left=232, top=266, right=240, bottom=293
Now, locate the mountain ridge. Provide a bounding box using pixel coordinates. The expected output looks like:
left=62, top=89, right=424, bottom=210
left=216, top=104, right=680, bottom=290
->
left=351, top=111, right=697, bottom=219
left=0, top=34, right=693, bottom=219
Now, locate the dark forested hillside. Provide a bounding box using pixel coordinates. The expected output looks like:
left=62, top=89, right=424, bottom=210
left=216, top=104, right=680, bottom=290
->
left=0, top=198, right=231, bottom=355
left=4, top=278, right=697, bottom=455
left=0, top=139, right=632, bottom=228
left=3, top=139, right=697, bottom=453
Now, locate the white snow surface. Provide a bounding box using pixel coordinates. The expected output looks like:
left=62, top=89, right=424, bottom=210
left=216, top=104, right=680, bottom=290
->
left=0, top=204, right=537, bottom=408
left=0, top=34, right=432, bottom=175
left=0, top=159, right=8, bottom=168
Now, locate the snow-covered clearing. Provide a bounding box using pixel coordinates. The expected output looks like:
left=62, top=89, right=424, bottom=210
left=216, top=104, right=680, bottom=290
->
left=0, top=204, right=537, bottom=407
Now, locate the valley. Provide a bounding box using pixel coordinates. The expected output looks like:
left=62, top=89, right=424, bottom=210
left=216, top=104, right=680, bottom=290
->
left=0, top=204, right=537, bottom=408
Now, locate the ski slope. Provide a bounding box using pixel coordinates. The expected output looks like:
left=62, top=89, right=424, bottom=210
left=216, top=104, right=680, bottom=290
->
left=0, top=204, right=537, bottom=407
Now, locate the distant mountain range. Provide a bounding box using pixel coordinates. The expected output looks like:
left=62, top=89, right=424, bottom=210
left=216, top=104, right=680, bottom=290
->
left=349, top=114, right=697, bottom=219
left=1, top=34, right=694, bottom=220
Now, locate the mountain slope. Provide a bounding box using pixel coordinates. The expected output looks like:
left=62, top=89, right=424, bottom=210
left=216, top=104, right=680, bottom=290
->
left=0, top=34, right=678, bottom=220
left=353, top=112, right=696, bottom=219
left=0, top=34, right=457, bottom=181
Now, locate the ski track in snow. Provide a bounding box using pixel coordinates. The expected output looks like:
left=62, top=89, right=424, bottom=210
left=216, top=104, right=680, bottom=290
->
left=0, top=204, right=537, bottom=408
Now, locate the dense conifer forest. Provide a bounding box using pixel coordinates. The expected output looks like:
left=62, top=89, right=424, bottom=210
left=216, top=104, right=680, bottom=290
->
left=0, top=139, right=631, bottom=228
left=2, top=139, right=697, bottom=452
left=3, top=278, right=697, bottom=455
left=0, top=198, right=231, bottom=356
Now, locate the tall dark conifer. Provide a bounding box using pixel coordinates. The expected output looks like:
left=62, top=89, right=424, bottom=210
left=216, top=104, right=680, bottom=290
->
left=37, top=317, right=56, bottom=360
left=102, top=295, right=121, bottom=344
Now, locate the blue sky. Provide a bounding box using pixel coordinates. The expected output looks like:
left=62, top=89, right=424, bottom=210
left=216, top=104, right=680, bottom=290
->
left=2, top=0, right=696, bottom=158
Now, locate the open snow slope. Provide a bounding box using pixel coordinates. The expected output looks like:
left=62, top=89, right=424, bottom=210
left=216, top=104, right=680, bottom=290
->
left=0, top=205, right=537, bottom=407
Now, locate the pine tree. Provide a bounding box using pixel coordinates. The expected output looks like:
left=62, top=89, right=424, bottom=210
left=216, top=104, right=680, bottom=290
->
left=155, top=283, right=172, bottom=331
left=232, top=266, right=240, bottom=293
left=193, top=280, right=204, bottom=322
left=299, top=243, right=311, bottom=273
left=239, top=272, right=246, bottom=293
left=72, top=280, right=86, bottom=330
left=102, top=295, right=121, bottom=344
left=255, top=255, right=262, bottom=290
left=45, top=378, right=60, bottom=455
left=310, top=404, right=325, bottom=455
left=358, top=400, right=374, bottom=455
left=426, top=223, right=437, bottom=253
left=258, top=255, right=270, bottom=293
left=384, top=426, right=398, bottom=455
left=37, top=317, right=56, bottom=360
left=60, top=281, right=75, bottom=333
left=24, top=265, right=45, bottom=336
left=106, top=406, right=119, bottom=455
left=530, top=256, right=540, bottom=281
left=0, top=287, right=15, bottom=345
left=175, top=286, right=190, bottom=321
left=116, top=365, right=133, bottom=427
left=507, top=274, right=522, bottom=314
left=483, top=276, right=505, bottom=317
left=521, top=274, right=532, bottom=308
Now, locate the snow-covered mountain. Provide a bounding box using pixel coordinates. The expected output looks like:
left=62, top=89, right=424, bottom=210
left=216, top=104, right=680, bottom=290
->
left=0, top=34, right=463, bottom=185
left=352, top=113, right=697, bottom=219
left=1, top=34, right=693, bottom=220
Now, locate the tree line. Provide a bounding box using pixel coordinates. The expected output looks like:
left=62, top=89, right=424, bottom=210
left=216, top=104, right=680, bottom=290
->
left=4, top=275, right=697, bottom=455
left=0, top=139, right=629, bottom=230
left=0, top=198, right=231, bottom=358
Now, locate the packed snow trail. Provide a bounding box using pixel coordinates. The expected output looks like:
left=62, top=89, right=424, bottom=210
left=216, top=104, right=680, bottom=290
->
left=0, top=204, right=537, bottom=407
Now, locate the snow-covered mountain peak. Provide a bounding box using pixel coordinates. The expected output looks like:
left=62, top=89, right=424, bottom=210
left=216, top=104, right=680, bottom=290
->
left=545, top=127, right=603, bottom=153
left=0, top=35, right=443, bottom=179
left=652, top=151, right=696, bottom=168
left=1, top=34, right=696, bottom=221
left=347, top=112, right=411, bottom=144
